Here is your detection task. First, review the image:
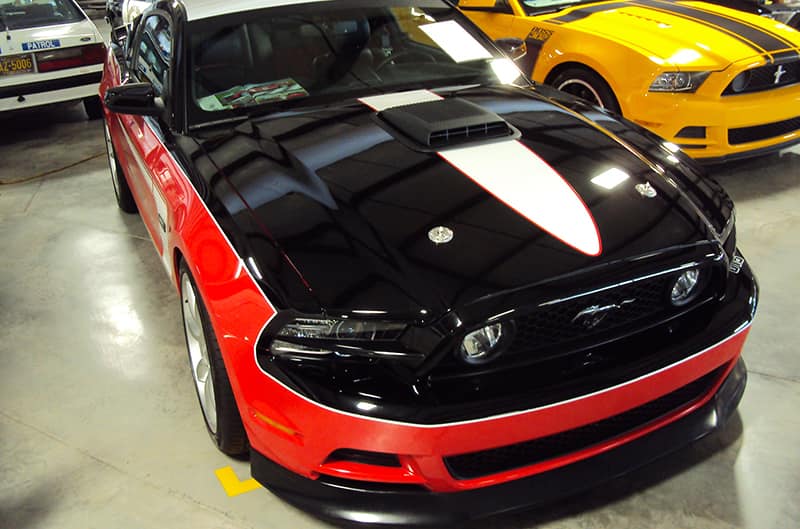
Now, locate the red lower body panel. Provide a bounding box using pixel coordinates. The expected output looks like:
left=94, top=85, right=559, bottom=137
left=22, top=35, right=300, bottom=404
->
left=237, top=326, right=748, bottom=493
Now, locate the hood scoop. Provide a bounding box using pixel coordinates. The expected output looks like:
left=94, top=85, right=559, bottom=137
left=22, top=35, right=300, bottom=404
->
left=378, top=98, right=516, bottom=149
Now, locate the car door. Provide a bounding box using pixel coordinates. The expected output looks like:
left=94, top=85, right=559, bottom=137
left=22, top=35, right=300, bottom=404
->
left=122, top=12, right=173, bottom=261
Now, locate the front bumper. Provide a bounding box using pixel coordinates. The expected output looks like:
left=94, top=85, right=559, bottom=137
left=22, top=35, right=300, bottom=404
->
left=253, top=357, right=747, bottom=525
left=626, top=82, right=800, bottom=162
left=243, top=256, right=757, bottom=523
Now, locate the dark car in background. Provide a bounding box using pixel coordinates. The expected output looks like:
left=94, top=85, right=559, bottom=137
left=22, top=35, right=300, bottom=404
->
left=100, top=0, right=757, bottom=524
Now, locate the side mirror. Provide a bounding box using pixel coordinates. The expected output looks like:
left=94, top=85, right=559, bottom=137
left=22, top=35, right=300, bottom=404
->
left=104, top=82, right=163, bottom=116
left=495, top=38, right=527, bottom=62
left=458, top=0, right=514, bottom=14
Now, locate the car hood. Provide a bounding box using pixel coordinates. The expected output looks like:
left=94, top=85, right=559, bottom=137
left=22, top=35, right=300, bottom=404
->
left=190, top=86, right=723, bottom=323
left=543, top=0, right=800, bottom=69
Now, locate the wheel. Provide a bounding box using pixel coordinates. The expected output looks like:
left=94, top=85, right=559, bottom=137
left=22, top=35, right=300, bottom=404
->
left=180, top=262, right=248, bottom=456
left=550, top=67, right=620, bottom=113
left=84, top=96, right=104, bottom=120
left=103, top=121, right=138, bottom=214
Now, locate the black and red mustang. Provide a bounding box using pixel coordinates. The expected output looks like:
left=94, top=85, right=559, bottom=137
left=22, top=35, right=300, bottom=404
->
left=101, top=0, right=757, bottom=524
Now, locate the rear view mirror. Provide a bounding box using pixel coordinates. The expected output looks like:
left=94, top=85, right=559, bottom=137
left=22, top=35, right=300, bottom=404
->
left=495, top=38, right=527, bottom=62
left=104, top=82, right=163, bottom=116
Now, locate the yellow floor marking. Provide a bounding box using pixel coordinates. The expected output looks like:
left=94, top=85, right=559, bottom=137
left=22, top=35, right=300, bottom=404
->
left=215, top=466, right=264, bottom=497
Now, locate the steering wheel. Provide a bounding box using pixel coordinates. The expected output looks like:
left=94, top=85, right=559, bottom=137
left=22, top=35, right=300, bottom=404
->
left=375, top=50, right=436, bottom=72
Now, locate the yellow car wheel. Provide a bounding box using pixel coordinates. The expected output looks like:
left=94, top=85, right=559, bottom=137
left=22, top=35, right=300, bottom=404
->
left=550, top=67, right=620, bottom=113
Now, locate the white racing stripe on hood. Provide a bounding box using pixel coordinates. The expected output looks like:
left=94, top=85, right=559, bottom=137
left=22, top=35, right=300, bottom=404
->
left=359, top=90, right=602, bottom=256
left=358, top=89, right=443, bottom=111
left=440, top=142, right=602, bottom=256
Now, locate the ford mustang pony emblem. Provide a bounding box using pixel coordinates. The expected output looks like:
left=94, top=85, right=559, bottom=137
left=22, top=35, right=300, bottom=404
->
left=572, top=298, right=637, bottom=329
left=774, top=65, right=787, bottom=85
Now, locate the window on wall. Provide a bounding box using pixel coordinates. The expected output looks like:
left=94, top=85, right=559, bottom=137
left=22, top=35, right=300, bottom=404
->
left=136, top=15, right=172, bottom=97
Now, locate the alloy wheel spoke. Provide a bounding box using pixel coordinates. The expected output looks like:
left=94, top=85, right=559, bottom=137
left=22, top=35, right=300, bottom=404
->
left=204, top=374, right=217, bottom=432
left=196, top=358, right=210, bottom=383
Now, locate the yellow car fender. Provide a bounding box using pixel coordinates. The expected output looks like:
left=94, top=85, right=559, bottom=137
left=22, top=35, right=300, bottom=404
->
left=528, top=24, right=660, bottom=114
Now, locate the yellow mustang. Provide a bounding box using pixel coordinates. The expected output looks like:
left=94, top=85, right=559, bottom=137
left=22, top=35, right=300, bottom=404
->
left=458, top=0, right=800, bottom=162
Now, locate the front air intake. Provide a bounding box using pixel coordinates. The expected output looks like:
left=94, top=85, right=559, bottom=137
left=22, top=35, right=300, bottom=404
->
left=378, top=98, right=513, bottom=148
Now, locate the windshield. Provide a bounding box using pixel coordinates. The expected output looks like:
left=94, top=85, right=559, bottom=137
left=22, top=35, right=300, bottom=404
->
left=520, top=0, right=591, bottom=14
left=187, top=1, right=523, bottom=126
left=0, top=0, right=83, bottom=30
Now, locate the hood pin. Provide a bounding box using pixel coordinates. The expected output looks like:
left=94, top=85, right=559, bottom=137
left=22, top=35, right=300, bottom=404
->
left=428, top=226, right=454, bottom=245
left=635, top=182, right=658, bottom=198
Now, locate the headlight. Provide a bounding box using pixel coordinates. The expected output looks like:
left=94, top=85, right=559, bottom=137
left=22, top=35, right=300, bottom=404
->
left=271, top=318, right=407, bottom=358
left=670, top=268, right=702, bottom=306
left=649, top=71, right=710, bottom=92
left=459, top=322, right=511, bottom=364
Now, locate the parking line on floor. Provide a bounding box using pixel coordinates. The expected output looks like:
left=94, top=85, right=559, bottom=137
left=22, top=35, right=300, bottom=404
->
left=215, top=466, right=264, bottom=497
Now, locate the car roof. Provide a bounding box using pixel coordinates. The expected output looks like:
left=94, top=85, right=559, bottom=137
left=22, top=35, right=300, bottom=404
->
left=180, top=0, right=335, bottom=21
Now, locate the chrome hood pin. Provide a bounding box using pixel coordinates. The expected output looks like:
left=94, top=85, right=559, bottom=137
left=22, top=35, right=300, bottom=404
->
left=428, top=226, right=454, bottom=245
left=636, top=182, right=658, bottom=198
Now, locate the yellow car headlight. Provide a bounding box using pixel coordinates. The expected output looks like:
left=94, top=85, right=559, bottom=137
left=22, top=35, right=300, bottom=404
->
left=649, top=71, right=710, bottom=93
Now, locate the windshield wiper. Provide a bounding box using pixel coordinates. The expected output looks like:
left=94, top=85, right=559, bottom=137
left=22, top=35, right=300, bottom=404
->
left=188, top=114, right=250, bottom=131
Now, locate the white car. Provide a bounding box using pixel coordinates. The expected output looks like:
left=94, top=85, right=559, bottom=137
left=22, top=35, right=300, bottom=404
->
left=105, top=0, right=150, bottom=28
left=121, top=0, right=150, bottom=25
left=0, top=0, right=105, bottom=118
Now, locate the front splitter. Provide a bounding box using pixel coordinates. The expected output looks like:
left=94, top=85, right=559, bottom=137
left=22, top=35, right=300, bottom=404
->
left=251, top=358, right=747, bottom=526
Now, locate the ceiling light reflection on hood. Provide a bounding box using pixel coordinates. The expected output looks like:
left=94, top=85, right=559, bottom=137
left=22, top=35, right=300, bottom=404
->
left=491, top=58, right=522, bottom=84
left=591, top=168, right=630, bottom=190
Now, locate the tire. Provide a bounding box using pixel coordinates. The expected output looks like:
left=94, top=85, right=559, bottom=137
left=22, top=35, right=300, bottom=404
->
left=103, top=121, right=138, bottom=214
left=83, top=96, right=104, bottom=120
left=179, top=261, right=248, bottom=457
left=550, top=67, right=620, bottom=113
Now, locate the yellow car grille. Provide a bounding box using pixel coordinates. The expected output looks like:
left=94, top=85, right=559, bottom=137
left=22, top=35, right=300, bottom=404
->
left=728, top=115, right=800, bottom=145
left=723, top=60, right=800, bottom=95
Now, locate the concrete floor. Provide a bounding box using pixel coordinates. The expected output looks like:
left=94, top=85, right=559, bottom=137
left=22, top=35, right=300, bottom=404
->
left=1, top=78, right=800, bottom=529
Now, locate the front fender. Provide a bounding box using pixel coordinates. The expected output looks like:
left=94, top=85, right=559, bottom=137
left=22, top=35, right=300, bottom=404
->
left=530, top=25, right=659, bottom=116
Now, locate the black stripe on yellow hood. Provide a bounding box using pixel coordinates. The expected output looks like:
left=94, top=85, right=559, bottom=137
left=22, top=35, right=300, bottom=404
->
left=634, top=0, right=799, bottom=59
left=548, top=0, right=800, bottom=62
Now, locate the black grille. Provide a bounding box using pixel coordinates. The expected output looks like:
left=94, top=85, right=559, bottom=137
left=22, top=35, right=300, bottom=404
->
left=509, top=274, right=673, bottom=356
left=324, top=449, right=401, bottom=468
left=723, top=61, right=800, bottom=95
left=675, top=126, right=706, bottom=139
left=428, top=121, right=511, bottom=148
left=444, top=366, right=724, bottom=480
left=728, top=115, right=800, bottom=145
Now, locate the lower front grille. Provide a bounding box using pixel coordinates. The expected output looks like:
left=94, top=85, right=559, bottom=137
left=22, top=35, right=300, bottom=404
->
left=444, top=366, right=724, bottom=480
left=728, top=116, right=800, bottom=145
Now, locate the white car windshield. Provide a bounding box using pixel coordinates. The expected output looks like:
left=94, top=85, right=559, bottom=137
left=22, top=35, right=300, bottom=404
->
left=187, top=1, right=522, bottom=124
left=0, top=0, right=84, bottom=30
